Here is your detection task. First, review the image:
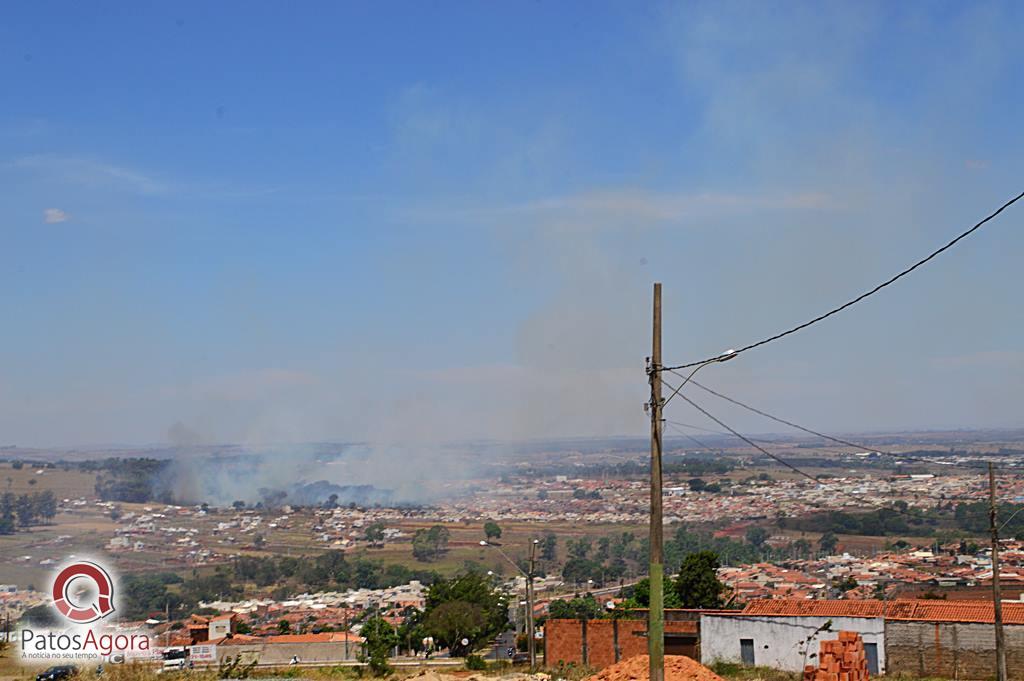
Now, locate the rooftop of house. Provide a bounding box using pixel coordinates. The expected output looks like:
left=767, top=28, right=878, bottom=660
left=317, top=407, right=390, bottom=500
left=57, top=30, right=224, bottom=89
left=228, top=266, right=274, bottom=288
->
left=725, top=598, right=1024, bottom=624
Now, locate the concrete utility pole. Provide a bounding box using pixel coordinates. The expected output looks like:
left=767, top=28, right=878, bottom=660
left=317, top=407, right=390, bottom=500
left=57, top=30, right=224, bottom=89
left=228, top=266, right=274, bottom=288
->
left=647, top=282, right=665, bottom=681
left=481, top=539, right=539, bottom=668
left=989, top=463, right=1007, bottom=681
left=527, top=539, right=538, bottom=668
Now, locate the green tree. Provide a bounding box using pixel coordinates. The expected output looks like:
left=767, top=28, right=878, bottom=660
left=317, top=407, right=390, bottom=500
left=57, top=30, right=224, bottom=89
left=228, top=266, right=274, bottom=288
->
left=624, top=577, right=682, bottom=609
left=121, top=574, right=183, bottom=620
left=365, top=523, right=386, bottom=546
left=422, top=572, right=507, bottom=655
left=277, top=619, right=291, bottom=633
left=15, top=494, right=35, bottom=526
left=835, top=576, right=858, bottom=592
left=745, top=526, right=770, bottom=548
left=412, top=525, right=450, bottom=562
left=361, top=617, right=398, bottom=675
left=561, top=557, right=602, bottom=587
left=566, top=537, right=592, bottom=560
left=548, top=595, right=607, bottom=620
left=483, top=521, right=502, bottom=541
left=540, top=533, right=557, bottom=561
left=423, top=601, right=486, bottom=657
left=672, top=551, right=727, bottom=609
left=791, top=538, right=812, bottom=559
left=19, top=603, right=59, bottom=626
left=819, top=531, right=839, bottom=555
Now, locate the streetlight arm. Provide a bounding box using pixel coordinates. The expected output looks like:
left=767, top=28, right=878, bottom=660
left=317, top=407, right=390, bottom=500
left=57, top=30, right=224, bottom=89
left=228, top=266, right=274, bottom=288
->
left=481, top=541, right=530, bottom=579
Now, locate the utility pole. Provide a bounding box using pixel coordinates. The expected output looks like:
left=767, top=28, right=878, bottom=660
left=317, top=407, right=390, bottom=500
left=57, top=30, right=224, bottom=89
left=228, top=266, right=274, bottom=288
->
left=646, top=282, right=665, bottom=681
left=344, top=609, right=350, bottom=660
left=527, top=539, right=537, bottom=668
left=989, top=463, right=1007, bottom=681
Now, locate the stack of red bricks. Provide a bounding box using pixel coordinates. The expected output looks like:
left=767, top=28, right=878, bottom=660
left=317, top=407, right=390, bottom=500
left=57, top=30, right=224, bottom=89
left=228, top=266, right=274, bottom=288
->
left=803, top=631, right=870, bottom=681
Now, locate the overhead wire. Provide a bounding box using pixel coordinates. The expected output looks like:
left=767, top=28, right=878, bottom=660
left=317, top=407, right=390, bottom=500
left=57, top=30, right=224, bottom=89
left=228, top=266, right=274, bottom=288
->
left=662, top=421, right=719, bottom=452
left=664, top=416, right=983, bottom=504
left=659, top=377, right=957, bottom=522
left=999, top=505, right=1024, bottom=532
left=664, top=189, right=1024, bottom=370
left=669, top=372, right=992, bottom=471
left=667, top=417, right=886, bottom=457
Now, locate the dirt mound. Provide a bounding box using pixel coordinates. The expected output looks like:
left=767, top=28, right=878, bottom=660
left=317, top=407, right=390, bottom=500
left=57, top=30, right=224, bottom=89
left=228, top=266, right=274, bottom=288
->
left=588, top=655, right=724, bottom=681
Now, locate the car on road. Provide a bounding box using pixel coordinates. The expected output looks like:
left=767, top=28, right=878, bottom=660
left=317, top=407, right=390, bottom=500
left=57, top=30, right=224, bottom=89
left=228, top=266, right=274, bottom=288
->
left=36, top=666, right=78, bottom=681
left=156, top=659, right=187, bottom=674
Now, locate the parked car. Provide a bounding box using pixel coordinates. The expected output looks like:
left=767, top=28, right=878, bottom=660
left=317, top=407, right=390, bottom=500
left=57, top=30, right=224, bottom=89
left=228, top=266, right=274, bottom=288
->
left=36, top=666, right=78, bottom=681
left=155, top=659, right=186, bottom=675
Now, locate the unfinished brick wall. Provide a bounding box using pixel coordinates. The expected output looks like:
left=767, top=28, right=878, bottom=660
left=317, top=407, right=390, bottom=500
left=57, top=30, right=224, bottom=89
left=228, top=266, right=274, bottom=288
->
left=885, top=621, right=1024, bottom=680
left=803, top=631, right=869, bottom=681
left=544, top=618, right=698, bottom=669
left=546, top=619, right=585, bottom=667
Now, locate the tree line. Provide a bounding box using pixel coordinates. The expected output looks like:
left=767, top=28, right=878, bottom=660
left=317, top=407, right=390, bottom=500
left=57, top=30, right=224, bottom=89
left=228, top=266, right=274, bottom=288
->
left=0, top=490, right=57, bottom=534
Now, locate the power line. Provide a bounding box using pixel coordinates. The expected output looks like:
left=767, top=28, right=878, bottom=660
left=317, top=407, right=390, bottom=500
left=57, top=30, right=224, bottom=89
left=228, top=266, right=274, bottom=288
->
left=662, top=418, right=730, bottom=436
left=999, top=505, right=1024, bottom=532
left=662, top=421, right=719, bottom=452
left=660, top=378, right=950, bottom=522
left=665, top=415, right=983, bottom=504
left=665, top=189, right=1024, bottom=370
left=667, top=417, right=881, bottom=459
left=665, top=418, right=876, bottom=458
left=672, top=373, right=992, bottom=470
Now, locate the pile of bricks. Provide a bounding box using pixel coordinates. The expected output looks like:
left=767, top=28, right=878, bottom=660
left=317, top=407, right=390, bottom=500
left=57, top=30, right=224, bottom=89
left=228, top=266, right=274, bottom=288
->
left=803, top=631, right=869, bottom=681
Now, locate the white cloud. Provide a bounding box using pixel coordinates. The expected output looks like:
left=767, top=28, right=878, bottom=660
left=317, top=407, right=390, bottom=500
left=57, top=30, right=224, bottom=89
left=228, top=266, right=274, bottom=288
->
left=10, top=154, right=170, bottom=196
left=43, top=208, right=69, bottom=223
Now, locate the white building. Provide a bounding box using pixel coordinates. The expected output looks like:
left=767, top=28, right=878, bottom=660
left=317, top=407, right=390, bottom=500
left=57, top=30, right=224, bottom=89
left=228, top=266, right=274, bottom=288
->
left=701, top=601, right=886, bottom=675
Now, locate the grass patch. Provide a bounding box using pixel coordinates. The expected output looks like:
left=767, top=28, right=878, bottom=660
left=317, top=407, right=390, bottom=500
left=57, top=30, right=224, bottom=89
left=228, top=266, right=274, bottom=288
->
left=709, top=662, right=799, bottom=681
left=548, top=661, right=597, bottom=681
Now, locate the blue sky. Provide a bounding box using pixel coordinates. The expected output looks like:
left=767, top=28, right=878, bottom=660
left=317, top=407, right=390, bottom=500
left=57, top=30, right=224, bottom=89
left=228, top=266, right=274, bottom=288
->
left=1, top=2, right=1022, bottom=447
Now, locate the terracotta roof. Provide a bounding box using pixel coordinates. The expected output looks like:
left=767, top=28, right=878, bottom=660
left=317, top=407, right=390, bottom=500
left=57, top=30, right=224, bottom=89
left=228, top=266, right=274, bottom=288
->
left=735, top=598, right=1024, bottom=624
left=886, top=600, right=1024, bottom=625
left=265, top=633, right=362, bottom=644
left=210, top=634, right=262, bottom=646
left=740, top=599, right=887, bottom=618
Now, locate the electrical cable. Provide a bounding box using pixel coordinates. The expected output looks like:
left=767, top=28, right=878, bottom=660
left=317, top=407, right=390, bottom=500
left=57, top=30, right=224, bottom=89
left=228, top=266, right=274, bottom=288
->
left=670, top=372, right=991, bottom=471
left=662, top=422, right=719, bottom=452
left=665, top=416, right=983, bottom=504
left=660, top=377, right=954, bottom=522
left=665, top=189, right=1024, bottom=370
left=999, top=505, right=1024, bottom=532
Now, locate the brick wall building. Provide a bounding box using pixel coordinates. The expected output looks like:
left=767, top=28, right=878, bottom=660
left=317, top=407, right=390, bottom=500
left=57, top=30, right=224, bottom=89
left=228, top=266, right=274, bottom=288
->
left=545, top=616, right=699, bottom=669
left=885, top=601, right=1024, bottom=681
left=701, top=598, right=1024, bottom=681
